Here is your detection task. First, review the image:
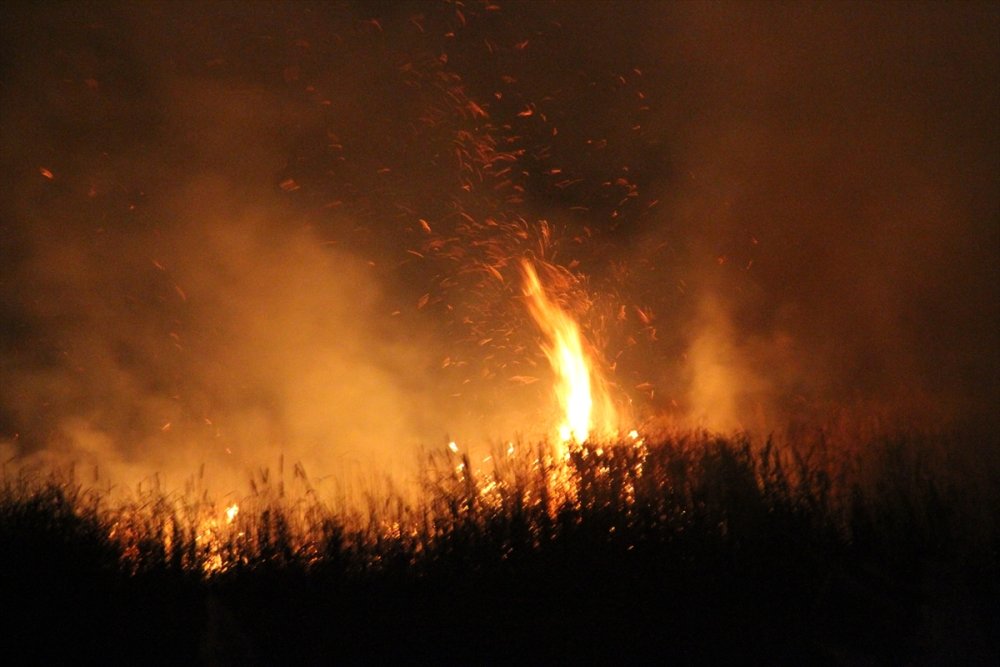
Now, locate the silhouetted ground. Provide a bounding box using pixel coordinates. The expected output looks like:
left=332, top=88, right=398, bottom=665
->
left=3, top=431, right=998, bottom=665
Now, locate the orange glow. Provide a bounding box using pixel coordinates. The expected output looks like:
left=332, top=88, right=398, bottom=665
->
left=521, top=259, right=617, bottom=445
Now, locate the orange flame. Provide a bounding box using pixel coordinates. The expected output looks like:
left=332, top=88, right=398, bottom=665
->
left=521, top=259, right=616, bottom=444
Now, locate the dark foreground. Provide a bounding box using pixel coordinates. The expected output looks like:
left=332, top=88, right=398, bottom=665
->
left=3, top=431, right=998, bottom=665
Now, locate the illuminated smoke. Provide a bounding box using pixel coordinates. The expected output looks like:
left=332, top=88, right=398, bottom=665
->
left=0, top=2, right=996, bottom=494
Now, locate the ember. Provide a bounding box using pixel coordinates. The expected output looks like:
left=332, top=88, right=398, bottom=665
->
left=0, top=2, right=996, bottom=662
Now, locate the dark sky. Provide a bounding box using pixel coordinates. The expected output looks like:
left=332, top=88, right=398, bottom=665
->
left=1, top=1, right=997, bottom=485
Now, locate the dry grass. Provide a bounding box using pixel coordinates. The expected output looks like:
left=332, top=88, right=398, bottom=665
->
left=2, top=426, right=998, bottom=663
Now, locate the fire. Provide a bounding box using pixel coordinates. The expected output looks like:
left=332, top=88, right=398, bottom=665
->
left=521, top=259, right=616, bottom=445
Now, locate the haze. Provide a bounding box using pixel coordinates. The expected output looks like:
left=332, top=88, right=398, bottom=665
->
left=2, top=2, right=996, bottom=492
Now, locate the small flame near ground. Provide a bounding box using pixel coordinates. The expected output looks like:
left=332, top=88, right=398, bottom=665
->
left=521, top=259, right=618, bottom=446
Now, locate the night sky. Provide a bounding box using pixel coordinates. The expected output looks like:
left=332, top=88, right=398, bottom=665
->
left=1, top=1, right=997, bottom=487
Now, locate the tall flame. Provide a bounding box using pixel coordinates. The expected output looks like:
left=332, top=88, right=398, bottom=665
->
left=521, top=259, right=615, bottom=444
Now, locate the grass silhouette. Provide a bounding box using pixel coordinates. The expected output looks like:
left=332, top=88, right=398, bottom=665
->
left=2, top=427, right=997, bottom=664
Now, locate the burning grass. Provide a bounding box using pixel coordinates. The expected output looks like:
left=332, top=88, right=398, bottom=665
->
left=2, top=427, right=998, bottom=664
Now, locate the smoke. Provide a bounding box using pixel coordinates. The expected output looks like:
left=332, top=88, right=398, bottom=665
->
left=1, top=2, right=997, bottom=492
left=0, top=3, right=462, bottom=492
left=2, top=130, right=437, bottom=493
left=622, top=2, right=1000, bottom=431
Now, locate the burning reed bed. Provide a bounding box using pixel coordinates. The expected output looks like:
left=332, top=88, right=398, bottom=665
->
left=2, top=429, right=998, bottom=664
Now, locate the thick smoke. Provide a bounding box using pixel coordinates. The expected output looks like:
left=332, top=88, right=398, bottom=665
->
left=1, top=2, right=997, bottom=492
left=0, top=96, right=439, bottom=492
left=0, top=3, right=461, bottom=491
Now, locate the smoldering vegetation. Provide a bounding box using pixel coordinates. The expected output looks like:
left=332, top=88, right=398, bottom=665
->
left=3, top=427, right=998, bottom=664
left=1, top=2, right=998, bottom=662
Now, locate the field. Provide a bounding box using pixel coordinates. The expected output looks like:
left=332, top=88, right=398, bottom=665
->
left=3, top=426, right=997, bottom=665
left=1, top=2, right=997, bottom=664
